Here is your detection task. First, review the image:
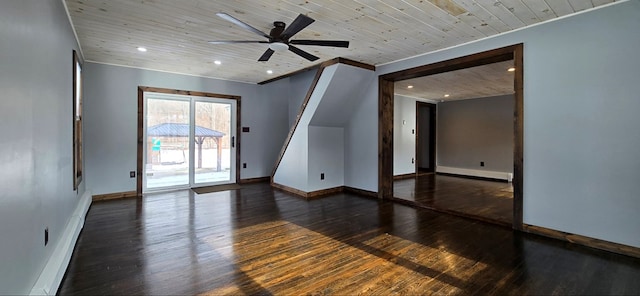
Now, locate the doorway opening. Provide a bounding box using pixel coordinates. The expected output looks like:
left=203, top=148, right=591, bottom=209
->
left=379, top=44, right=523, bottom=230
left=392, top=60, right=515, bottom=226
left=137, top=87, right=241, bottom=194
left=416, top=101, right=436, bottom=174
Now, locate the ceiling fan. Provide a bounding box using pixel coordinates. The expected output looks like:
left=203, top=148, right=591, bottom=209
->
left=209, top=13, right=350, bottom=62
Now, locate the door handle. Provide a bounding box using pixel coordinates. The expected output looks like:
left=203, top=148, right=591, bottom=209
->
left=231, top=136, right=235, bottom=148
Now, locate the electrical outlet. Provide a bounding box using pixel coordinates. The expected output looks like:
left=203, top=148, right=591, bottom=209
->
left=243, top=163, right=247, bottom=168
left=320, top=173, right=325, bottom=180
left=130, top=171, right=136, bottom=178
left=480, top=161, right=485, bottom=167
left=44, top=228, right=49, bottom=246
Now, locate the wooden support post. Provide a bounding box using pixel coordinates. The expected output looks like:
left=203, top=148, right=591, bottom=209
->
left=216, top=137, right=222, bottom=172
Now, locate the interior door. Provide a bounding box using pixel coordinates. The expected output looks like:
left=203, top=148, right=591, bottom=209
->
left=416, top=102, right=436, bottom=173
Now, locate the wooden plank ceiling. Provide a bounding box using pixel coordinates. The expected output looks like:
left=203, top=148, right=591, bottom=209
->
left=395, top=60, right=515, bottom=102
left=65, top=0, right=615, bottom=84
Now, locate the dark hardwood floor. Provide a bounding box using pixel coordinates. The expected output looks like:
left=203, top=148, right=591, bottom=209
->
left=58, top=182, right=640, bottom=295
left=394, top=174, right=513, bottom=226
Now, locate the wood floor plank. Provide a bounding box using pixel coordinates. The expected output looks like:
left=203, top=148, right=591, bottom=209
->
left=58, top=182, right=640, bottom=295
left=393, top=174, right=513, bottom=225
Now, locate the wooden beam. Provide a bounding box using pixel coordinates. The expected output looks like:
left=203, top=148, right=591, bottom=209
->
left=378, top=78, right=394, bottom=199
left=380, top=45, right=516, bottom=81
left=258, top=64, right=320, bottom=85
left=512, top=44, right=524, bottom=231
left=258, top=57, right=375, bottom=85
left=335, top=57, right=376, bottom=71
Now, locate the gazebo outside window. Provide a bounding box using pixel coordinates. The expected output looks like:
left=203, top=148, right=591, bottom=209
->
left=147, top=123, right=225, bottom=171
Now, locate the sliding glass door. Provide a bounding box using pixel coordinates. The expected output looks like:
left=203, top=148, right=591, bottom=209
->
left=143, top=93, right=236, bottom=192
left=193, top=100, right=234, bottom=185
left=144, top=97, right=191, bottom=190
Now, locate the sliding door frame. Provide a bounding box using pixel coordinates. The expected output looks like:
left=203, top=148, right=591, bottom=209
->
left=137, top=86, right=241, bottom=195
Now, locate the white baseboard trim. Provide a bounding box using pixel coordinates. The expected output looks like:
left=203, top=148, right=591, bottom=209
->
left=437, top=166, right=513, bottom=182
left=30, top=190, right=92, bottom=295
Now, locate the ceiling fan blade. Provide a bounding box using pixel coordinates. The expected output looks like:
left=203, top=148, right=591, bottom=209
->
left=258, top=48, right=275, bottom=62
left=290, top=40, right=350, bottom=48
left=281, top=14, right=315, bottom=40
left=208, top=40, right=268, bottom=44
left=288, top=45, right=319, bottom=61
left=216, top=13, right=271, bottom=39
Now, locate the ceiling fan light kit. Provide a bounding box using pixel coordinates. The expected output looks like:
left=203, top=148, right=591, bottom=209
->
left=209, top=13, right=349, bottom=62
left=269, top=42, right=289, bottom=52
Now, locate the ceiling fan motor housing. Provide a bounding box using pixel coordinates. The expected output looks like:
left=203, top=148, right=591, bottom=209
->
left=270, top=21, right=286, bottom=41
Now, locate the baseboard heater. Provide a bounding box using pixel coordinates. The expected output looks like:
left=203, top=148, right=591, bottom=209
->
left=436, top=166, right=513, bottom=182
left=30, top=190, right=92, bottom=295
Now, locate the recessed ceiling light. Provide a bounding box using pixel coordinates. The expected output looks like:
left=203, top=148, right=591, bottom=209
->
left=444, top=94, right=450, bottom=97
left=214, top=60, right=222, bottom=65
left=266, top=70, right=273, bottom=74
left=137, top=47, right=147, bottom=52
left=507, top=67, right=516, bottom=72
left=407, top=85, right=414, bottom=89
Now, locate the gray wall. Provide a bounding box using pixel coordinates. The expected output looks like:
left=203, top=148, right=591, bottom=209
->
left=437, top=95, right=514, bottom=173
left=363, top=0, right=640, bottom=248
left=0, top=0, right=85, bottom=293
left=274, top=64, right=373, bottom=192
left=393, top=96, right=416, bottom=175
left=392, top=96, right=437, bottom=176
left=84, top=63, right=290, bottom=195
left=344, top=76, right=378, bottom=192
left=289, top=70, right=316, bottom=128
left=308, top=126, right=344, bottom=191
left=262, top=69, right=316, bottom=130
